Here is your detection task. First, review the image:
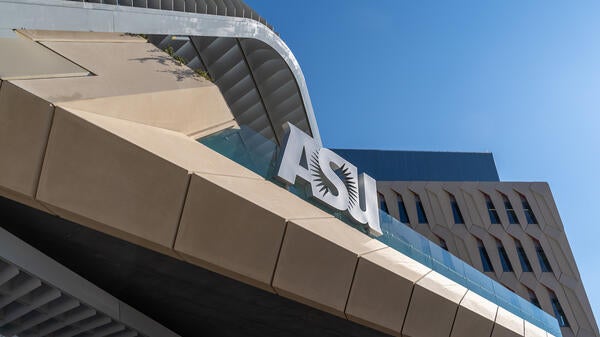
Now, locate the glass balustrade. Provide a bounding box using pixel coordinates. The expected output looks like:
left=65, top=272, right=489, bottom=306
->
left=199, top=126, right=562, bottom=337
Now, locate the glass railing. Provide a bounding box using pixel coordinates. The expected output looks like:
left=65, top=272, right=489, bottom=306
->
left=199, top=126, right=562, bottom=337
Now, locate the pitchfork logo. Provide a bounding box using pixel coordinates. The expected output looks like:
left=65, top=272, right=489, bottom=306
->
left=276, top=123, right=382, bottom=236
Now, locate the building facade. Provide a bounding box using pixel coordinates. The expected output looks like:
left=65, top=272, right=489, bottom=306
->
left=337, top=150, right=599, bottom=337
left=0, top=1, right=593, bottom=337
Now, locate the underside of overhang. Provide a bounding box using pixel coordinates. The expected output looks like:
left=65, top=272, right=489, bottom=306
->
left=0, top=195, right=388, bottom=337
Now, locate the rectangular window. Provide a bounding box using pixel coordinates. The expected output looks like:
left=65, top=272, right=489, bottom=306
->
left=395, top=193, right=410, bottom=223
left=378, top=193, right=389, bottom=213
left=413, top=192, right=428, bottom=224
left=514, top=239, right=533, bottom=272
left=483, top=192, right=501, bottom=224
left=448, top=192, right=465, bottom=224
left=496, top=238, right=514, bottom=272
left=527, top=287, right=541, bottom=308
left=533, top=238, right=553, bottom=272
left=477, top=238, right=494, bottom=272
left=548, top=289, right=570, bottom=327
left=500, top=192, right=519, bottom=224
left=518, top=192, right=538, bottom=224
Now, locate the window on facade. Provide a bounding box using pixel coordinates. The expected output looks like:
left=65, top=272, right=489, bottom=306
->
left=514, top=238, right=533, bottom=272
left=437, top=236, right=449, bottom=251
left=496, top=238, right=514, bottom=272
left=413, top=192, right=428, bottom=224
left=548, top=289, right=570, bottom=327
left=483, top=192, right=501, bottom=224
left=533, top=238, right=553, bottom=272
left=518, top=192, right=538, bottom=224
left=448, top=192, right=465, bottom=224
left=527, top=287, right=541, bottom=308
left=500, top=192, right=519, bottom=224
left=395, top=193, right=410, bottom=223
left=477, top=238, right=494, bottom=272
left=378, top=193, right=389, bottom=213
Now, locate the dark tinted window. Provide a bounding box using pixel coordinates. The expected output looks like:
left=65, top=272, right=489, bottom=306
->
left=414, top=193, right=428, bottom=224
left=548, top=289, right=570, bottom=327
left=477, top=238, right=494, bottom=272
left=527, top=288, right=541, bottom=308
left=483, top=192, right=501, bottom=224
left=496, top=238, right=514, bottom=272
left=396, top=193, right=410, bottom=223
left=515, top=239, right=533, bottom=272
left=438, top=236, right=449, bottom=251
left=533, top=238, right=553, bottom=272
left=448, top=192, right=465, bottom=224
left=501, top=193, right=519, bottom=224
left=378, top=193, right=389, bottom=213
left=518, top=192, right=538, bottom=224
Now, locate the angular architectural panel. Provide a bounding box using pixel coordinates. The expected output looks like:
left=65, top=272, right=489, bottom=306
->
left=0, top=1, right=591, bottom=337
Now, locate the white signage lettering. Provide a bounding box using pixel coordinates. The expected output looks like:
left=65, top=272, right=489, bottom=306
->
left=276, top=123, right=382, bottom=236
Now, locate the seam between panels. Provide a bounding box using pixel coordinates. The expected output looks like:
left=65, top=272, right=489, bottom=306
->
left=269, top=220, right=289, bottom=292
left=342, top=245, right=390, bottom=318
left=342, top=257, right=361, bottom=320
left=488, top=306, right=500, bottom=337
left=171, top=173, right=192, bottom=250
left=33, top=103, right=56, bottom=201
left=399, top=269, right=433, bottom=336
left=448, top=290, right=470, bottom=336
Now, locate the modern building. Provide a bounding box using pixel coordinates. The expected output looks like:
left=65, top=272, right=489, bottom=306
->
left=336, top=149, right=599, bottom=337
left=0, top=1, right=594, bottom=337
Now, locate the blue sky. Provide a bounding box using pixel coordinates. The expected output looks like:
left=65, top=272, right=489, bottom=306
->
left=246, top=0, right=600, bottom=326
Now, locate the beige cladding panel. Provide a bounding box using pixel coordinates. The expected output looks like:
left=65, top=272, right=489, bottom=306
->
left=59, top=86, right=235, bottom=136
left=450, top=291, right=498, bottom=337
left=273, top=218, right=386, bottom=317
left=0, top=36, right=89, bottom=80
left=37, top=108, right=189, bottom=252
left=346, top=247, right=431, bottom=336
left=175, top=173, right=332, bottom=291
left=402, top=271, right=468, bottom=337
left=12, top=41, right=208, bottom=104
left=0, top=82, right=53, bottom=197
left=492, top=307, right=525, bottom=337
left=58, top=108, right=258, bottom=180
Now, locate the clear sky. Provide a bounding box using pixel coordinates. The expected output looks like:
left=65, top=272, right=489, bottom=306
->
left=247, top=0, right=600, bottom=327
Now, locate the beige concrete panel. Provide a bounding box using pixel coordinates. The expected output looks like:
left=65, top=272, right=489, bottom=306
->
left=524, top=321, right=547, bottom=337
left=12, top=41, right=208, bottom=103
left=462, top=183, right=489, bottom=229
left=0, top=81, right=53, bottom=197
left=0, top=36, right=89, bottom=80
left=175, top=173, right=332, bottom=291
left=450, top=291, right=498, bottom=337
left=60, top=108, right=259, bottom=180
left=37, top=108, right=190, bottom=253
left=59, top=85, right=235, bottom=136
left=346, top=247, right=431, bottom=336
left=492, top=307, right=525, bottom=337
left=531, top=183, right=563, bottom=230
left=273, top=218, right=386, bottom=317
left=402, top=271, right=467, bottom=337
left=18, top=30, right=146, bottom=43
left=424, top=184, right=450, bottom=227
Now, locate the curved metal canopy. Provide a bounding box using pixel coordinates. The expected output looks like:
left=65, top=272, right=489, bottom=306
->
left=0, top=0, right=322, bottom=145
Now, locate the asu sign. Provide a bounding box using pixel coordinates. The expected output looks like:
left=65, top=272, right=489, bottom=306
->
left=276, top=123, right=382, bottom=236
